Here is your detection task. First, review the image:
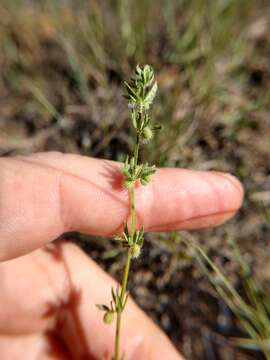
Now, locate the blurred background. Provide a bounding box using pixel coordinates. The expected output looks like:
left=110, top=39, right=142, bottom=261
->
left=0, top=0, right=270, bottom=359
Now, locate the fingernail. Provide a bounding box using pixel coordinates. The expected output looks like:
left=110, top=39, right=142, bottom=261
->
left=213, top=172, right=244, bottom=197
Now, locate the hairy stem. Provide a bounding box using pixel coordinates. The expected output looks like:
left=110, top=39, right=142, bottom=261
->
left=114, top=137, right=140, bottom=360
left=114, top=247, right=132, bottom=360
left=133, top=133, right=140, bottom=168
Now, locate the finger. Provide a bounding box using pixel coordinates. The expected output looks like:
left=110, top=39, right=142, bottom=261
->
left=0, top=242, right=184, bottom=360
left=0, top=333, right=69, bottom=360
left=0, top=152, right=243, bottom=260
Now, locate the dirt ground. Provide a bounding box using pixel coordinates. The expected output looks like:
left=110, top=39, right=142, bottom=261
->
left=0, top=1, right=270, bottom=359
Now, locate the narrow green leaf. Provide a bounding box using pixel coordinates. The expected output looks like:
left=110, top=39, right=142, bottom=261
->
left=96, top=304, right=110, bottom=312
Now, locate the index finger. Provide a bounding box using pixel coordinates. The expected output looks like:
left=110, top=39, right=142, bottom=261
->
left=0, top=152, right=243, bottom=261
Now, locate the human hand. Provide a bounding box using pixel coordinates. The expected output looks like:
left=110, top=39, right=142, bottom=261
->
left=0, top=152, right=243, bottom=359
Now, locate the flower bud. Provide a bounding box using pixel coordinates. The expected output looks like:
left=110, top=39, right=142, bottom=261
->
left=103, top=311, right=114, bottom=324
left=142, top=126, right=153, bottom=142
left=132, top=244, right=141, bottom=258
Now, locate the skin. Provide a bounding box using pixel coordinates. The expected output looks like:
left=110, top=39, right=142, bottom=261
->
left=0, top=152, right=244, bottom=360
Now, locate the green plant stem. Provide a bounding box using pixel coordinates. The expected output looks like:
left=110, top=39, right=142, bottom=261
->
left=134, top=133, right=140, bottom=167
left=114, top=247, right=132, bottom=360
left=114, top=136, right=140, bottom=360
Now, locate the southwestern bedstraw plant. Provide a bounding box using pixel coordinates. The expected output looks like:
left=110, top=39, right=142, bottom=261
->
left=97, top=65, right=159, bottom=360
